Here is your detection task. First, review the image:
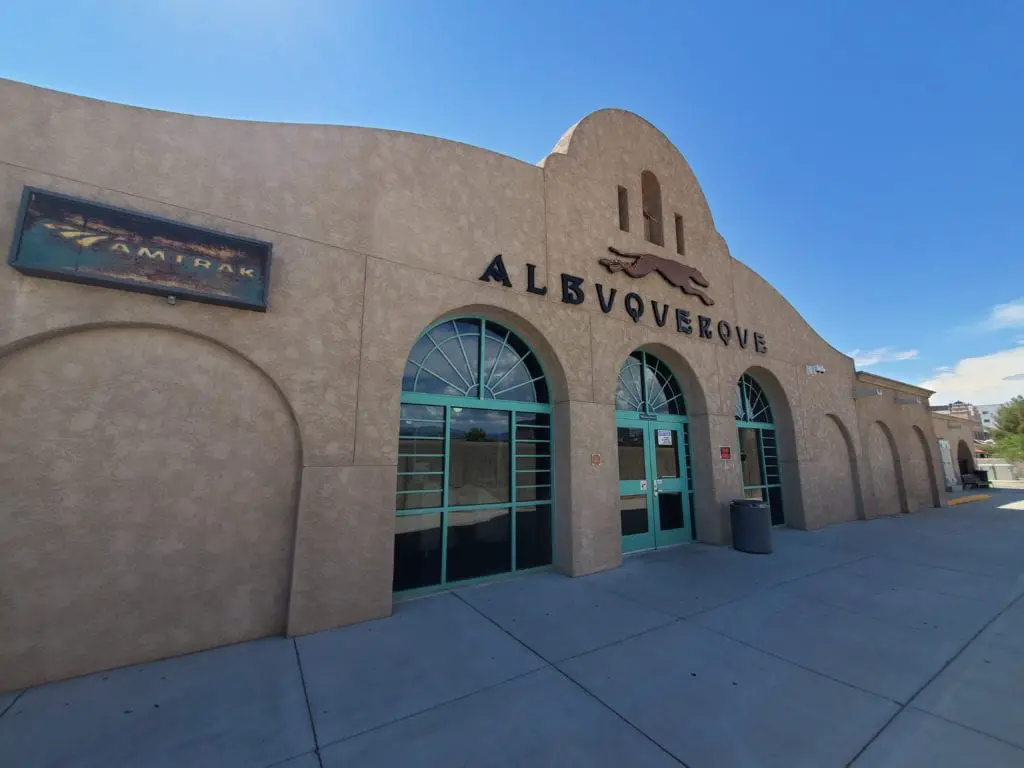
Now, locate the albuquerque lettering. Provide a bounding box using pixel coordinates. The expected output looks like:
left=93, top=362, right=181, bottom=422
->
left=479, top=253, right=767, bottom=354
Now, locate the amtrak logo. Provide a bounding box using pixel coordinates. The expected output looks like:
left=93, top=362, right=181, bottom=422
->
left=599, top=246, right=714, bottom=307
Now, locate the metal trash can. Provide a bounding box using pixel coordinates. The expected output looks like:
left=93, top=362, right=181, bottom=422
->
left=730, top=499, right=772, bottom=554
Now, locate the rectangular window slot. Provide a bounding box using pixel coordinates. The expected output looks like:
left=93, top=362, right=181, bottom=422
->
left=617, top=186, right=629, bottom=232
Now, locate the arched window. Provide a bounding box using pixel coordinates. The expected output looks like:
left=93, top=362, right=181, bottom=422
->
left=641, top=170, right=664, bottom=246
left=395, top=318, right=552, bottom=593
left=735, top=374, right=773, bottom=423
left=735, top=373, right=783, bottom=524
left=615, top=351, right=685, bottom=415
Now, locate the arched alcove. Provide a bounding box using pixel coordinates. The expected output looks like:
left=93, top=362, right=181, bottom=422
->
left=0, top=325, right=302, bottom=691
left=911, top=425, right=941, bottom=508
left=868, top=421, right=908, bottom=516
left=956, top=439, right=975, bottom=478
left=824, top=414, right=864, bottom=522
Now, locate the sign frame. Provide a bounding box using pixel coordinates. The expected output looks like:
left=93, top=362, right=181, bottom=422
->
left=720, top=446, right=732, bottom=460
left=7, top=187, right=273, bottom=312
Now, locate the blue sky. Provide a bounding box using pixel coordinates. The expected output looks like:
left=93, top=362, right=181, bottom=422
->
left=3, top=1, right=1022, bottom=404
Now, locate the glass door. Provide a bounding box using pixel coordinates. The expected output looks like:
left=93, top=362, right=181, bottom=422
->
left=617, top=417, right=692, bottom=553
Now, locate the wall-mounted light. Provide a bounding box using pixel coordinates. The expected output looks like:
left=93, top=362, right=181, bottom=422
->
left=805, top=364, right=827, bottom=376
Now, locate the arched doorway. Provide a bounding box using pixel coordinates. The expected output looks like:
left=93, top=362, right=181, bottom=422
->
left=735, top=373, right=784, bottom=524
left=956, top=439, right=975, bottom=478
left=615, top=350, right=695, bottom=552
left=393, top=317, right=553, bottom=592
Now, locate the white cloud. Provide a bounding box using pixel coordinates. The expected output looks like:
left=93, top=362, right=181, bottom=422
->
left=983, top=298, right=1024, bottom=330
left=920, top=346, right=1024, bottom=406
left=848, top=347, right=920, bottom=367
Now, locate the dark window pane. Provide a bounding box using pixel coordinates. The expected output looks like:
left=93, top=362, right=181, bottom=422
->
left=621, top=495, right=649, bottom=536
left=658, top=492, right=684, bottom=531
left=516, top=412, right=550, bottom=428
left=398, top=455, right=443, bottom=474
left=516, top=505, right=552, bottom=569
left=449, top=409, right=510, bottom=506
left=396, top=490, right=442, bottom=510
left=516, top=485, right=551, bottom=502
left=515, top=426, right=551, bottom=440
left=655, top=430, right=680, bottom=478
left=617, top=427, right=646, bottom=481
left=399, top=420, right=444, bottom=439
left=516, top=471, right=551, bottom=487
left=768, top=486, right=785, bottom=526
left=446, top=508, right=511, bottom=582
left=400, top=404, right=444, bottom=422
left=515, top=441, right=550, bottom=457
left=399, top=436, right=445, bottom=456
left=515, top=455, right=552, bottom=473
left=393, top=513, right=442, bottom=591
left=396, top=473, right=443, bottom=494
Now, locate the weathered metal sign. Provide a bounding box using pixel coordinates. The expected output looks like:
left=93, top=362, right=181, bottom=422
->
left=7, top=188, right=271, bottom=311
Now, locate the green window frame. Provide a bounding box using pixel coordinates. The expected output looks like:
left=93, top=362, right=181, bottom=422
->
left=394, top=317, right=554, bottom=594
left=735, top=373, right=783, bottom=524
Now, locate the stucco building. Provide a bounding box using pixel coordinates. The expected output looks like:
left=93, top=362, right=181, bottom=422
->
left=0, top=79, right=949, bottom=692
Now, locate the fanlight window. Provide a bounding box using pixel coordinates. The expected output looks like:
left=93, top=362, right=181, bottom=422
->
left=735, top=374, right=773, bottom=423
left=615, top=351, right=685, bottom=415
left=403, top=318, right=548, bottom=403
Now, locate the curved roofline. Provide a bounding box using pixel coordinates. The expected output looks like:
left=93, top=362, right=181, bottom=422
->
left=0, top=78, right=542, bottom=170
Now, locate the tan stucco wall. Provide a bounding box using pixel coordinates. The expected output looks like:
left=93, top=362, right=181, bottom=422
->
left=853, top=373, right=945, bottom=518
left=0, top=80, right=944, bottom=690
left=930, top=412, right=977, bottom=480
left=0, top=326, right=300, bottom=691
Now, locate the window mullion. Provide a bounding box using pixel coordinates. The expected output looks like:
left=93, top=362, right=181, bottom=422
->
left=440, top=405, right=450, bottom=584
left=478, top=319, right=487, bottom=399
left=511, top=408, right=517, bottom=571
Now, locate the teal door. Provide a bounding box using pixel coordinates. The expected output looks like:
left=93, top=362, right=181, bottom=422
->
left=617, top=416, right=691, bottom=553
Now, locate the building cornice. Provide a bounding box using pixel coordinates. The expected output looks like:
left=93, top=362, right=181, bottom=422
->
left=855, top=371, right=934, bottom=398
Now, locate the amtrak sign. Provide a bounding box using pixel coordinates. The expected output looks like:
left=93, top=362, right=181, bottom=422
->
left=479, top=250, right=767, bottom=353
left=8, top=188, right=271, bottom=311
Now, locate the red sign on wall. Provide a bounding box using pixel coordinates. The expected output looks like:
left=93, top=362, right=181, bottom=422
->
left=720, top=446, right=732, bottom=460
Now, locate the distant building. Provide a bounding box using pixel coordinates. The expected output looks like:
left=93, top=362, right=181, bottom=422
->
left=977, top=403, right=1003, bottom=435
left=929, top=401, right=986, bottom=440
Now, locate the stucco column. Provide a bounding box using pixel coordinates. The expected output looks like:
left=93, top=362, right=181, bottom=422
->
left=690, top=413, right=744, bottom=544
left=554, top=400, right=621, bottom=576
left=286, top=465, right=395, bottom=636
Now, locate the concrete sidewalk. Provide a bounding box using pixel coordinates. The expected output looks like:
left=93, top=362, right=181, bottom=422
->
left=3, top=491, right=1024, bottom=767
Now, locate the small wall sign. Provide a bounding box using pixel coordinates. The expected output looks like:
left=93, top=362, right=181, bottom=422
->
left=591, top=453, right=601, bottom=467
left=720, top=446, right=732, bottom=460
left=7, top=188, right=272, bottom=311
left=656, top=429, right=673, bottom=446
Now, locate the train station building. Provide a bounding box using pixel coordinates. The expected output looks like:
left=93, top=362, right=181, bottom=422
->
left=0, top=79, right=950, bottom=691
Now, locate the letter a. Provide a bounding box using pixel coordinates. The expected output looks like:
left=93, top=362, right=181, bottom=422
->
left=479, top=254, right=512, bottom=287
